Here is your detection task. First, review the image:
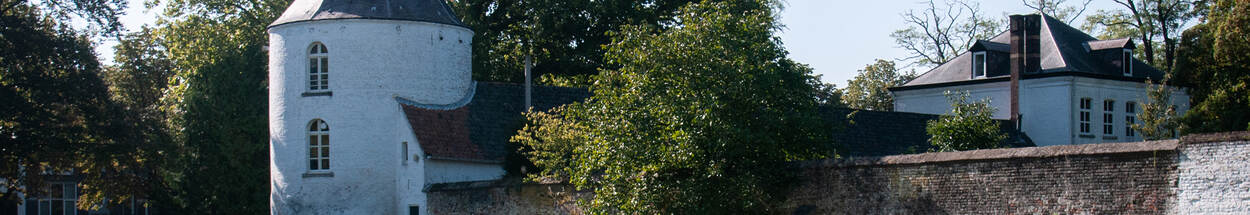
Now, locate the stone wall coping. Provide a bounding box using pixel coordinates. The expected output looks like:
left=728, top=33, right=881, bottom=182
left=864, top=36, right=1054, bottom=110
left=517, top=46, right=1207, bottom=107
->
left=804, top=139, right=1180, bottom=168
left=1180, top=131, right=1250, bottom=145
left=426, top=177, right=566, bottom=192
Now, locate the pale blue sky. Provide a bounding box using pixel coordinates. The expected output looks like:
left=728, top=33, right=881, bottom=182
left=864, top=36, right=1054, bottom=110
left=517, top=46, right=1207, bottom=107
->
left=97, top=0, right=1123, bottom=86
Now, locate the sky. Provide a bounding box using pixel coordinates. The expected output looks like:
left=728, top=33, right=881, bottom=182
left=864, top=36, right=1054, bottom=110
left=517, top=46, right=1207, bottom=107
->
left=96, top=0, right=1125, bottom=86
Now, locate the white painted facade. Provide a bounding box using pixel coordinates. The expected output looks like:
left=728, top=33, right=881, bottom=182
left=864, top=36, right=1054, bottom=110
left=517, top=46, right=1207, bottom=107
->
left=893, top=76, right=1189, bottom=146
left=268, top=18, right=503, bottom=215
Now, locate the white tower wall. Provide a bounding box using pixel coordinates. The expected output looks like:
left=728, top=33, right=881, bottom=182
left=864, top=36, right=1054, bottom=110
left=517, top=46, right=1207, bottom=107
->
left=268, top=19, right=472, bottom=214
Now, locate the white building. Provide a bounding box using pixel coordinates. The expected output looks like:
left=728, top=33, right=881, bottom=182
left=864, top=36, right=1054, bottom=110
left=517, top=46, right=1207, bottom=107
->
left=890, top=14, right=1189, bottom=147
left=266, top=0, right=586, bottom=214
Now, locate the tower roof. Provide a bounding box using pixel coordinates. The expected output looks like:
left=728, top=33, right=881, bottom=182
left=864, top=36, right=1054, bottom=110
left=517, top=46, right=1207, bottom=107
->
left=269, top=0, right=466, bottom=28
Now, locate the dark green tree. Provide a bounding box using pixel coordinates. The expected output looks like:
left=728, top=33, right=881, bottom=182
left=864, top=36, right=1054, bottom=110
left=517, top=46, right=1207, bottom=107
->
left=925, top=91, right=1005, bottom=152
left=149, top=0, right=289, bottom=213
left=513, top=0, right=833, bottom=213
left=1175, top=0, right=1250, bottom=132
left=450, top=0, right=699, bottom=86
left=1, top=1, right=157, bottom=209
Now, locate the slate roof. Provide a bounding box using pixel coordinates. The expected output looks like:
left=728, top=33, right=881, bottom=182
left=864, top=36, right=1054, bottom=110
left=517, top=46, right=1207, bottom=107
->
left=823, top=107, right=1033, bottom=157
left=270, top=0, right=466, bottom=28
left=895, top=14, right=1164, bottom=91
left=399, top=82, right=591, bottom=163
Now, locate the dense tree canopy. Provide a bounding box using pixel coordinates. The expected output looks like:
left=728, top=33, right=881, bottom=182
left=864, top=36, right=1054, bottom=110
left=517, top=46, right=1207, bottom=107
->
left=513, top=0, right=834, bottom=213
left=450, top=0, right=700, bottom=86
left=1175, top=0, right=1250, bottom=132
left=0, top=1, right=156, bottom=208
left=146, top=0, right=289, bottom=213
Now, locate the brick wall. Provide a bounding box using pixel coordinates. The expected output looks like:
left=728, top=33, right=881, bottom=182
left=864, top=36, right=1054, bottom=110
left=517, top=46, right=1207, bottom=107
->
left=425, top=179, right=586, bottom=214
left=425, top=132, right=1250, bottom=214
left=780, top=140, right=1179, bottom=214
left=1174, top=133, right=1250, bottom=213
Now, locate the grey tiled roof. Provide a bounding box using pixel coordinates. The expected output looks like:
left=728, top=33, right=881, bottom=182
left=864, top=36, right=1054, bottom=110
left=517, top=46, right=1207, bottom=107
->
left=400, top=82, right=591, bottom=162
left=270, top=0, right=466, bottom=28
left=823, top=107, right=1033, bottom=157
left=897, top=14, right=1164, bottom=90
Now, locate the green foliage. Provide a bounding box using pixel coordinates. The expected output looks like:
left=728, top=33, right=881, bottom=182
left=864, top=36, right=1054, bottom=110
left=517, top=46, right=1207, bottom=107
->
left=147, top=0, right=289, bottom=213
left=0, top=3, right=156, bottom=208
left=1175, top=0, right=1250, bottom=132
left=0, top=0, right=128, bottom=36
left=892, top=0, right=1003, bottom=67
left=513, top=0, right=833, bottom=213
left=450, top=0, right=699, bottom=86
left=1134, top=75, right=1184, bottom=140
left=812, top=75, right=846, bottom=107
left=841, top=59, right=915, bottom=111
left=925, top=91, right=1005, bottom=152
left=1082, top=0, right=1199, bottom=71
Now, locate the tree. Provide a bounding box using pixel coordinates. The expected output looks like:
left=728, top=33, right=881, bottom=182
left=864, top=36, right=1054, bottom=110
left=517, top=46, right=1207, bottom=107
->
left=892, top=0, right=1003, bottom=67
left=1133, top=75, right=1183, bottom=140
left=1022, top=0, right=1093, bottom=23
left=450, top=0, right=700, bottom=86
left=812, top=75, right=845, bottom=107
left=1083, top=0, right=1199, bottom=71
left=925, top=91, right=1006, bottom=152
left=1175, top=0, right=1250, bottom=132
left=0, top=0, right=159, bottom=209
left=513, top=0, right=833, bottom=212
left=0, top=0, right=127, bottom=36
left=148, top=0, right=289, bottom=213
left=841, top=59, right=915, bottom=111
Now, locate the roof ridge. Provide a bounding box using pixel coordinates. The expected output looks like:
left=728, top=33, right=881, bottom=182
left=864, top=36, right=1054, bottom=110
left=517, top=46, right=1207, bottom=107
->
left=395, top=82, right=477, bottom=110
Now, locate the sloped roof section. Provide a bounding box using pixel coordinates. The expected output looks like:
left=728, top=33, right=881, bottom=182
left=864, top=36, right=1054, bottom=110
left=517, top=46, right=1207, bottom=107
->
left=822, top=107, right=1033, bottom=157
left=897, top=14, right=1164, bottom=90
left=399, top=82, right=591, bottom=163
left=270, top=0, right=466, bottom=28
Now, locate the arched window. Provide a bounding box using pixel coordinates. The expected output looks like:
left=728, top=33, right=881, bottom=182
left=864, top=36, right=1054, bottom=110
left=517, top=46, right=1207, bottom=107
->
left=308, top=43, right=329, bottom=91
left=308, top=119, right=330, bottom=171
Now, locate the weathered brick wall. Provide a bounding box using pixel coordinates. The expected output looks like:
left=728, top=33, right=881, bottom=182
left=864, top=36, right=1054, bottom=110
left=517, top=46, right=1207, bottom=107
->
left=1174, top=133, right=1250, bottom=213
left=426, top=132, right=1250, bottom=214
left=426, top=180, right=585, bottom=214
left=779, top=140, right=1179, bottom=214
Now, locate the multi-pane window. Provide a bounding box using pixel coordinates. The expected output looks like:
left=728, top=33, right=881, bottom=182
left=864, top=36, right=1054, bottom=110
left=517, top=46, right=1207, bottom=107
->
left=308, top=43, right=329, bottom=91
left=24, top=182, right=85, bottom=215
left=309, top=119, right=330, bottom=171
left=1103, top=100, right=1115, bottom=135
left=1126, top=102, right=1137, bottom=137
left=972, top=51, right=987, bottom=78
left=1079, top=98, right=1092, bottom=134
left=1122, top=49, right=1133, bottom=76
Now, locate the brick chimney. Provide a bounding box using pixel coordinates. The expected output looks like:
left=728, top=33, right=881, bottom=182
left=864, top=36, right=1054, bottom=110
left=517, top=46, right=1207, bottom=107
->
left=1008, top=14, right=1040, bottom=128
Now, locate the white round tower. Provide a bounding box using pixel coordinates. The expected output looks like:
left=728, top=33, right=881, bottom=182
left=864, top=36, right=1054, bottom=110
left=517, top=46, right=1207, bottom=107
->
left=266, top=0, right=471, bottom=213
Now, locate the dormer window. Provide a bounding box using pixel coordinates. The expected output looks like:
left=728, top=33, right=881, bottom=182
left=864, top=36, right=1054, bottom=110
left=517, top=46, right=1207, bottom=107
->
left=972, top=51, right=987, bottom=78
left=1122, top=49, right=1132, bottom=76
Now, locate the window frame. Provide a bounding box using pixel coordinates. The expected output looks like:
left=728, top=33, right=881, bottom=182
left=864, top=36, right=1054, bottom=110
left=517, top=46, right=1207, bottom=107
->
left=972, top=51, right=987, bottom=78
left=1103, top=100, right=1115, bottom=135
left=25, top=182, right=83, bottom=215
left=308, top=119, right=331, bottom=172
left=1079, top=98, right=1092, bottom=134
left=1122, top=49, right=1133, bottom=76
left=1125, top=102, right=1137, bottom=137
left=308, top=42, right=330, bottom=92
